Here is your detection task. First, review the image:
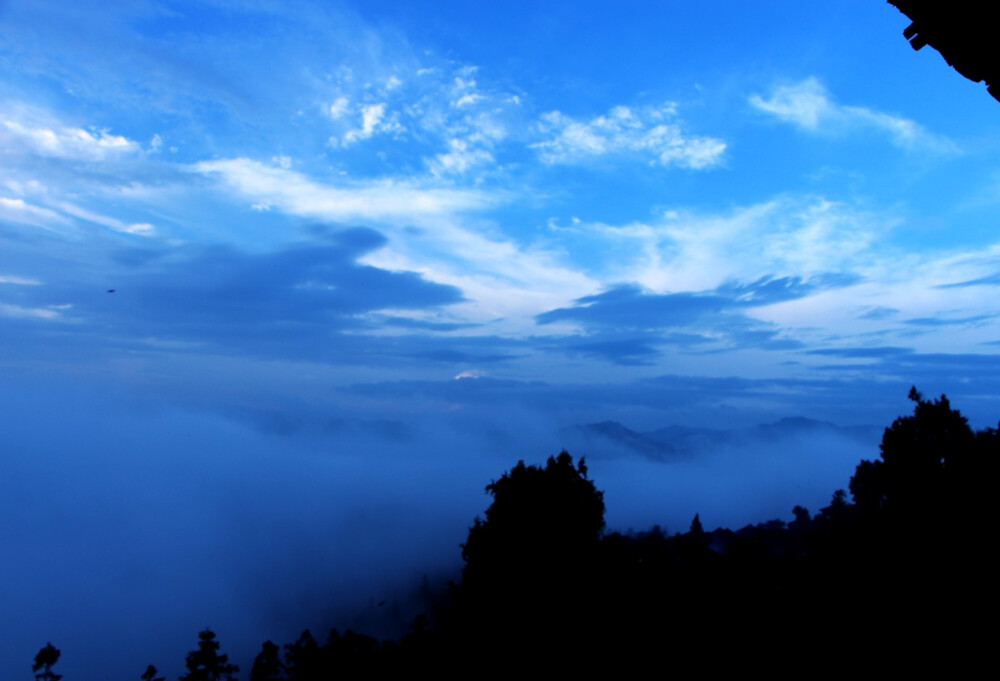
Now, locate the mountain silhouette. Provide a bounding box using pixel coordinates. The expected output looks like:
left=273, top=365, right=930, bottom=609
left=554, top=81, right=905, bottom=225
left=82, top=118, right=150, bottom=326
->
left=564, top=416, right=880, bottom=460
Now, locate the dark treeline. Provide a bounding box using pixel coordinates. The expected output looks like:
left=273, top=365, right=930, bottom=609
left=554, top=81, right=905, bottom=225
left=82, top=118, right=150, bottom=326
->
left=34, top=388, right=1000, bottom=678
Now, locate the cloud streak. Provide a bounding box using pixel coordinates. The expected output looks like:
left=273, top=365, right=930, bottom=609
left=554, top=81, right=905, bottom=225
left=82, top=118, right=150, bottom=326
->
left=1, top=113, right=140, bottom=161
left=194, top=159, right=495, bottom=223
left=749, top=78, right=958, bottom=153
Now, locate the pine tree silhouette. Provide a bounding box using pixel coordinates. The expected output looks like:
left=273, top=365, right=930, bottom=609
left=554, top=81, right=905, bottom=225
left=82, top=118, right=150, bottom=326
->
left=179, top=629, right=239, bottom=681
left=32, top=643, right=62, bottom=681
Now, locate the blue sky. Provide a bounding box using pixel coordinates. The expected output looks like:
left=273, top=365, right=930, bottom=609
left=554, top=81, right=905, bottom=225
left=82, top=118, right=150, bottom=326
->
left=4, top=1, right=1000, bottom=677
left=4, top=1, right=1000, bottom=428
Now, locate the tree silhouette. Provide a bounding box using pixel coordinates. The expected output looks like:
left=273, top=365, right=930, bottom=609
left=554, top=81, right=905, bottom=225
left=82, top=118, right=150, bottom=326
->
left=850, top=387, right=975, bottom=518
left=460, top=451, right=604, bottom=589
left=282, top=630, right=320, bottom=681
left=454, top=451, right=605, bottom=669
left=249, top=641, right=283, bottom=681
left=179, top=629, right=239, bottom=681
left=141, top=664, right=165, bottom=681
left=32, top=643, right=62, bottom=681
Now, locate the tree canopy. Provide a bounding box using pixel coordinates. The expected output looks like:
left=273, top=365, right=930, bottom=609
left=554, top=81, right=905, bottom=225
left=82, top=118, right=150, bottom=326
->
left=179, top=629, right=239, bottom=681
left=850, top=386, right=978, bottom=517
left=32, top=643, right=61, bottom=681
left=460, top=451, right=604, bottom=588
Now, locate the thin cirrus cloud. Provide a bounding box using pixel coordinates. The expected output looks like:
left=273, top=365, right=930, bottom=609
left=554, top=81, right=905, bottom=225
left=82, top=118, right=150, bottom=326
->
left=0, top=197, right=71, bottom=229
left=572, top=195, right=886, bottom=294
left=191, top=157, right=598, bottom=327
left=0, top=302, right=60, bottom=320
left=0, top=275, right=41, bottom=285
left=937, top=270, right=1000, bottom=289
left=749, top=77, right=958, bottom=153
left=51, top=201, right=155, bottom=236
left=0, top=195, right=152, bottom=236
left=1, top=111, right=141, bottom=161
left=532, top=103, right=726, bottom=168
left=194, top=158, right=496, bottom=223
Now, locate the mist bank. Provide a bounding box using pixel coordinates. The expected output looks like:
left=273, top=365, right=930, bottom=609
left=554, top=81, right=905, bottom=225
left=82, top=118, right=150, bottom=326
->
left=1, top=373, right=897, bottom=680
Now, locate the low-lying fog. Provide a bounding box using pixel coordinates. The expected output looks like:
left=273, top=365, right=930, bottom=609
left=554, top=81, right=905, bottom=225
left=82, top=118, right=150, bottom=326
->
left=2, top=378, right=878, bottom=681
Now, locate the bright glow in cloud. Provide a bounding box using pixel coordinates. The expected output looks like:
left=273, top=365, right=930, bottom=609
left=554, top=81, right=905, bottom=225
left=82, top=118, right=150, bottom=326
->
left=532, top=104, right=726, bottom=168
left=749, top=78, right=958, bottom=153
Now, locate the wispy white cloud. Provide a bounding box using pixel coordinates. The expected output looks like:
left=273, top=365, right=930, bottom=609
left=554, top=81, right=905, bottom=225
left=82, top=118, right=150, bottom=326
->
left=574, top=195, right=887, bottom=293
left=341, top=102, right=404, bottom=146
left=193, top=157, right=596, bottom=328
left=532, top=103, right=726, bottom=169
left=365, top=244, right=597, bottom=334
left=0, top=275, right=42, bottom=285
left=454, top=93, right=484, bottom=108
left=749, top=78, right=958, bottom=153
left=0, top=113, right=140, bottom=161
left=328, top=96, right=350, bottom=119
left=0, top=303, right=61, bottom=320
left=194, top=158, right=494, bottom=222
left=52, top=201, right=155, bottom=235
left=319, top=60, right=520, bottom=177
left=563, top=193, right=1000, bottom=357
left=427, top=138, right=495, bottom=177
left=0, top=197, right=70, bottom=228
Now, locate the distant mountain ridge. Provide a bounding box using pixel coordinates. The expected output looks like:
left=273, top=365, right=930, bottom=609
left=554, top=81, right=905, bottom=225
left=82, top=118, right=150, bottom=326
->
left=564, top=421, right=679, bottom=461
left=562, top=416, right=881, bottom=461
